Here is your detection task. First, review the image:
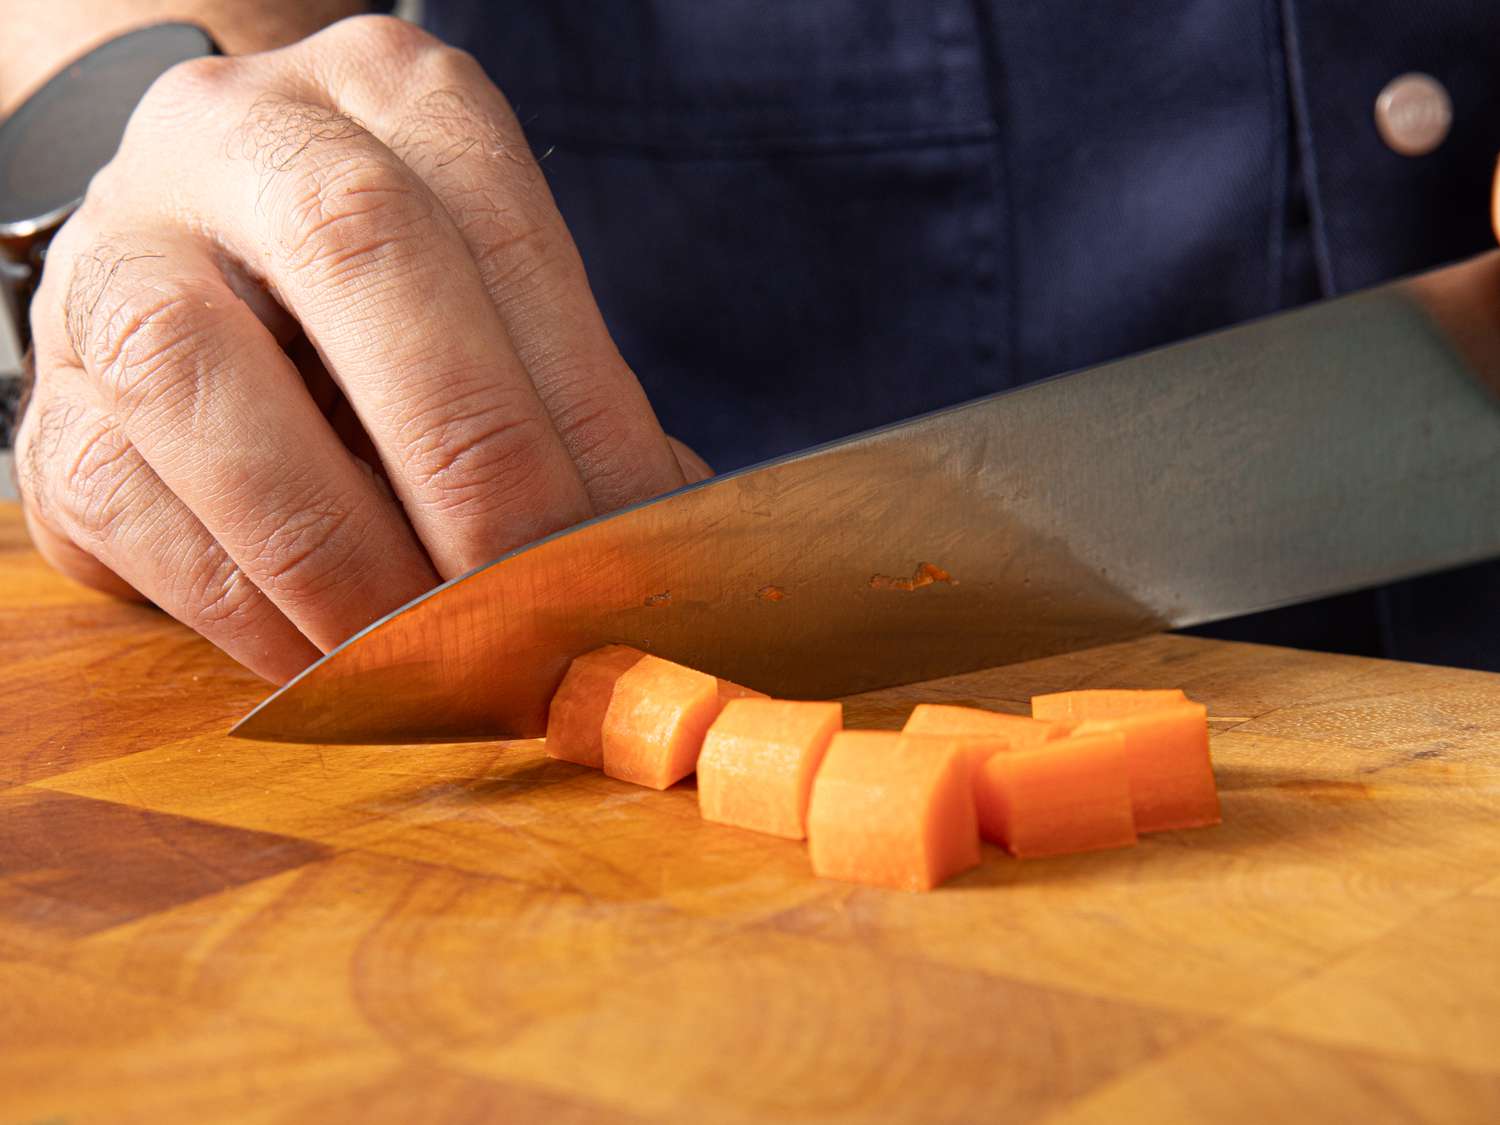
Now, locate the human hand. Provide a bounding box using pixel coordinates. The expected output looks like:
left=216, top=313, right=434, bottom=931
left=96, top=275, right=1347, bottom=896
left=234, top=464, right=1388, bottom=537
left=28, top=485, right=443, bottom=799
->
left=16, top=16, right=706, bottom=682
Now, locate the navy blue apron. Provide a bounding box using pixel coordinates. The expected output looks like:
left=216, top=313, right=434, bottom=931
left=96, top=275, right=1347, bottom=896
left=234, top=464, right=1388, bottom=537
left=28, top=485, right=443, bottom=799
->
left=423, top=1, right=1500, bottom=670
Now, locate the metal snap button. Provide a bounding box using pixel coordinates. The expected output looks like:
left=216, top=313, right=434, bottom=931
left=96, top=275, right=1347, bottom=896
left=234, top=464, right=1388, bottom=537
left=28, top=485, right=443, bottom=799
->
left=1374, top=72, right=1452, bottom=157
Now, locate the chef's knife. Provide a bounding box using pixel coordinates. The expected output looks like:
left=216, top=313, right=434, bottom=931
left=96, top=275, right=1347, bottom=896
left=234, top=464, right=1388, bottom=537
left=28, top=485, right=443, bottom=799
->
left=233, top=253, right=1500, bottom=744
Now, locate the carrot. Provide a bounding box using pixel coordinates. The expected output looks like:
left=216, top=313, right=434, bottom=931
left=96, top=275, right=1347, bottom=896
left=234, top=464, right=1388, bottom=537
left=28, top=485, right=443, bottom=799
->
left=697, top=699, right=842, bottom=839
left=544, top=645, right=647, bottom=768
left=806, top=731, right=981, bottom=892
left=903, top=703, right=1077, bottom=750
left=1071, top=703, right=1219, bottom=832
left=718, top=679, right=769, bottom=705
left=1030, top=689, right=1188, bottom=721
left=1030, top=690, right=1216, bottom=831
left=600, top=654, right=735, bottom=789
left=976, top=730, right=1136, bottom=856
left=901, top=704, right=1076, bottom=785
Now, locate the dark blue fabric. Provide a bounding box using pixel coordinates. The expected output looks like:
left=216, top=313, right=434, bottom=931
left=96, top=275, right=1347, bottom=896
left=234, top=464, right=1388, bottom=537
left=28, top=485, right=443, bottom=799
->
left=428, top=1, right=1007, bottom=467
left=1286, top=0, right=1500, bottom=293
left=422, top=0, right=1500, bottom=669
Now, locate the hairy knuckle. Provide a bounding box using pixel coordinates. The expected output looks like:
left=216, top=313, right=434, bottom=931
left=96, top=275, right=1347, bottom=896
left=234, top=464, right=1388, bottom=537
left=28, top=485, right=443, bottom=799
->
left=61, top=242, right=127, bottom=360
left=227, top=94, right=364, bottom=177
left=391, top=86, right=494, bottom=171
left=386, top=69, right=532, bottom=185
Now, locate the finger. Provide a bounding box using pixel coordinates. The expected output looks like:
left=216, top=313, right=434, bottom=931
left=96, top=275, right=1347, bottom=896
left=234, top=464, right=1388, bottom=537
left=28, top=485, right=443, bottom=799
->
left=12, top=368, right=145, bottom=603
left=21, top=504, right=145, bottom=603
left=330, top=31, right=687, bottom=513
left=35, top=227, right=440, bottom=652
left=13, top=381, right=319, bottom=682
left=1492, top=154, right=1500, bottom=244
left=128, top=51, right=595, bottom=577
left=668, top=436, right=714, bottom=485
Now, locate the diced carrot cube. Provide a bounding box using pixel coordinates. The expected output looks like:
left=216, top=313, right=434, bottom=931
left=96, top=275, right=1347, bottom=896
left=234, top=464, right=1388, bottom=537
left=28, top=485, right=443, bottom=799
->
left=903, top=705, right=1076, bottom=783
left=976, top=730, right=1137, bottom=857
left=1075, top=703, right=1220, bottom=832
left=1029, top=690, right=1217, bottom=833
left=602, top=655, right=725, bottom=789
left=806, top=731, right=981, bottom=892
left=904, top=703, right=1077, bottom=752
left=1030, top=689, right=1188, bottom=721
left=698, top=699, right=842, bottom=839
left=544, top=645, right=647, bottom=768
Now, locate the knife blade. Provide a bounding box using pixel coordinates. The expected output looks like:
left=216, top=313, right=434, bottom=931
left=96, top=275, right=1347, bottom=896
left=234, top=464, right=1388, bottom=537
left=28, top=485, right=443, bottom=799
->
left=232, top=252, right=1500, bottom=744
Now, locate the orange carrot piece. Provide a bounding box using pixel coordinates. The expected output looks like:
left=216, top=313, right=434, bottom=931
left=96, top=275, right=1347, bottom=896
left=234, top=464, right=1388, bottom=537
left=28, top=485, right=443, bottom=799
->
left=698, top=699, right=842, bottom=839
left=544, top=645, right=647, bottom=768
left=717, top=679, right=769, bottom=704
left=602, top=655, right=725, bottom=790
left=976, top=730, right=1137, bottom=856
left=902, top=704, right=1076, bottom=783
left=898, top=706, right=1005, bottom=780
left=1075, top=703, right=1219, bottom=832
left=904, top=704, right=1077, bottom=750
left=1030, top=689, right=1188, bottom=721
left=806, top=731, right=981, bottom=892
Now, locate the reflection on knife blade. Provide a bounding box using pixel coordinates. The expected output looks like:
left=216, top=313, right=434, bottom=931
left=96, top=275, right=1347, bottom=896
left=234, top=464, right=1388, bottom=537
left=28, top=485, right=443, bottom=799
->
left=232, top=252, right=1500, bottom=745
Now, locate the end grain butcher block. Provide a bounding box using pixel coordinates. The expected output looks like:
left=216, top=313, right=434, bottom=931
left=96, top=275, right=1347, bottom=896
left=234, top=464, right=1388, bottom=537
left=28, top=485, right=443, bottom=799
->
left=1, top=501, right=1498, bottom=1123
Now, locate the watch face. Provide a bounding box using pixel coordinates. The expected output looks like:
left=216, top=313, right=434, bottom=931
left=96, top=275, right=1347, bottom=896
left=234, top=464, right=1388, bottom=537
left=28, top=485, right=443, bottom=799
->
left=0, top=23, right=215, bottom=239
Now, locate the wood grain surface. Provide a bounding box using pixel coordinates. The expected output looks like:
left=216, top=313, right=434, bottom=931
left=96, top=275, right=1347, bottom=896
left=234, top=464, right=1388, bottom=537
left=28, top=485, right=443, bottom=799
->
left=1, top=500, right=1497, bottom=1123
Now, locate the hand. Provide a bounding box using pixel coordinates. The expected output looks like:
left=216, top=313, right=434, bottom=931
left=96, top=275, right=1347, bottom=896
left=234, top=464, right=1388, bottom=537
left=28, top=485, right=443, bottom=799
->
left=16, top=16, right=707, bottom=683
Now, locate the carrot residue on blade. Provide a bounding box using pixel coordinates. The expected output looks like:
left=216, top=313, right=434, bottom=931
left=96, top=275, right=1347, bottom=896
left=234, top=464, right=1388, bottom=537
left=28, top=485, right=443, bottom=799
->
left=976, top=730, right=1137, bottom=857
left=601, top=655, right=727, bottom=790
left=698, top=699, right=842, bottom=840
left=806, top=731, right=981, bottom=892
left=757, top=584, right=787, bottom=602
left=868, top=562, right=957, bottom=592
left=1031, top=689, right=1188, bottom=721
left=544, top=645, right=647, bottom=768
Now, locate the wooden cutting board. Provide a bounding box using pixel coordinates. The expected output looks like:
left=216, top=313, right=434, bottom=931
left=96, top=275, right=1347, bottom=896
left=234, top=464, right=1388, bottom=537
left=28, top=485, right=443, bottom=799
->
left=2, top=500, right=1498, bottom=1123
